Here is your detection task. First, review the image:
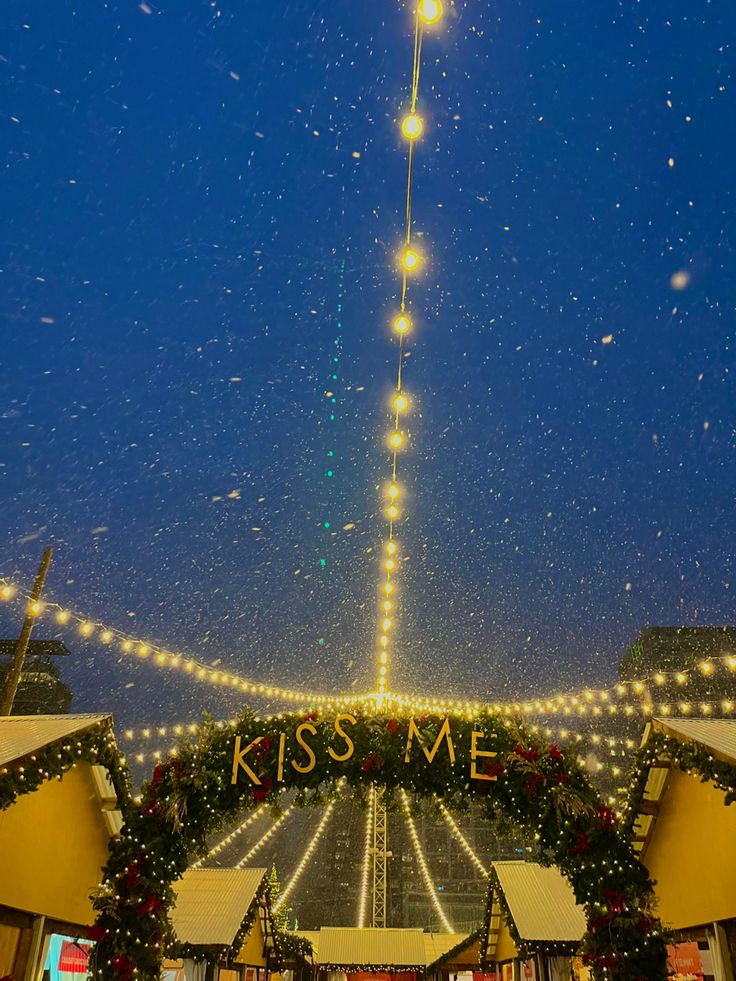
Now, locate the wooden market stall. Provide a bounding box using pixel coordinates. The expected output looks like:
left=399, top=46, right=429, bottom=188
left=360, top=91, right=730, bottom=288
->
left=631, top=717, right=736, bottom=978
left=162, top=867, right=278, bottom=981
left=0, top=714, right=126, bottom=980
left=480, top=862, right=586, bottom=981
left=423, top=930, right=481, bottom=981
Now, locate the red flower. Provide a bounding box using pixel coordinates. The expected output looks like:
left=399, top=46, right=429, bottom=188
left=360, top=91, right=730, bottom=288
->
left=597, top=805, right=617, bottom=828
left=111, top=955, right=135, bottom=981
left=526, top=773, right=545, bottom=797
left=554, top=771, right=570, bottom=784
left=303, top=710, right=319, bottom=721
left=548, top=744, right=563, bottom=762
left=603, top=889, right=626, bottom=915
left=386, top=719, right=400, bottom=735
left=572, top=831, right=589, bottom=854
left=252, top=777, right=273, bottom=803
left=151, top=762, right=166, bottom=789
left=139, top=892, right=162, bottom=916
left=362, top=753, right=382, bottom=774
left=514, top=744, right=539, bottom=762
left=124, top=863, right=141, bottom=892
left=86, top=925, right=108, bottom=942
left=256, top=736, right=271, bottom=758
left=483, top=761, right=505, bottom=779
left=141, top=801, right=159, bottom=818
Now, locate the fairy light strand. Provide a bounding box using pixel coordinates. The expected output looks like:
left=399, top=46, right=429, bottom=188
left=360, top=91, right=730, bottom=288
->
left=400, top=788, right=454, bottom=932
left=190, top=806, right=267, bottom=869
left=274, top=799, right=338, bottom=912
left=435, top=798, right=488, bottom=878
left=357, top=786, right=376, bottom=928
left=235, top=807, right=294, bottom=868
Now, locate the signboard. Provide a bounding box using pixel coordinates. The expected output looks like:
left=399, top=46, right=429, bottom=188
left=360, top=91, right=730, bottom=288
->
left=666, top=941, right=703, bottom=979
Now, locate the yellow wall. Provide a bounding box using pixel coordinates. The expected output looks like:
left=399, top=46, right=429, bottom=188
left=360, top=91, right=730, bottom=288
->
left=643, top=768, right=736, bottom=928
left=0, top=763, right=112, bottom=925
left=234, top=913, right=267, bottom=967
left=493, top=917, right=519, bottom=965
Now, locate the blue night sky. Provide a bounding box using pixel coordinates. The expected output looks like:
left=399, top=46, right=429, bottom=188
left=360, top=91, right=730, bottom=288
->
left=1, top=0, right=734, bottom=725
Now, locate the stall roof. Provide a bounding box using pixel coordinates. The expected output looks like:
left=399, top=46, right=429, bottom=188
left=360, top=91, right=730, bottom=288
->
left=651, top=718, right=736, bottom=765
left=170, top=868, right=267, bottom=948
left=316, top=928, right=427, bottom=969
left=0, top=714, right=111, bottom=767
left=492, top=862, right=586, bottom=944
left=424, top=932, right=478, bottom=972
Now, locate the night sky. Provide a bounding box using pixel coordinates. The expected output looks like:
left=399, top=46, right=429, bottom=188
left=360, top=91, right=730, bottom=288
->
left=2, top=0, right=735, bottom=726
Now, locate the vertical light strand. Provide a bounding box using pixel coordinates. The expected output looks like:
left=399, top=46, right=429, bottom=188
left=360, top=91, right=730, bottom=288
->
left=273, top=802, right=337, bottom=912
left=190, top=805, right=267, bottom=868
left=400, top=789, right=454, bottom=932
left=357, top=786, right=376, bottom=927
left=435, top=798, right=489, bottom=878
left=377, top=2, right=442, bottom=705
left=235, top=807, right=294, bottom=868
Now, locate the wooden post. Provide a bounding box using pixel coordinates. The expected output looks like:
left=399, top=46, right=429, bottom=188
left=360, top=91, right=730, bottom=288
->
left=0, top=547, right=53, bottom=716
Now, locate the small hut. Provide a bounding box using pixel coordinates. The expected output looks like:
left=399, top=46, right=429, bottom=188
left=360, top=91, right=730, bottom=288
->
left=481, top=862, right=586, bottom=981
left=163, top=867, right=277, bottom=981
left=0, top=713, right=126, bottom=979
left=630, top=717, right=736, bottom=977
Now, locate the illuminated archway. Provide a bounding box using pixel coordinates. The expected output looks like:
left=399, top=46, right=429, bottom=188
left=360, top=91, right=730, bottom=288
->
left=87, top=709, right=666, bottom=980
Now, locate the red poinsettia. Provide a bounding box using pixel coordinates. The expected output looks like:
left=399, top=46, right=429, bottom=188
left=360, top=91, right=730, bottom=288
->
left=514, top=744, right=540, bottom=762
left=110, top=954, right=135, bottom=980
left=483, top=760, right=505, bottom=778
left=548, top=744, right=564, bottom=762
left=86, top=924, right=108, bottom=942
left=553, top=771, right=570, bottom=784
left=386, top=719, right=400, bottom=735
left=252, top=776, right=273, bottom=803
left=597, top=804, right=617, bottom=828
left=362, top=752, right=382, bottom=774
left=139, top=892, right=162, bottom=916
left=302, top=710, right=319, bottom=721
left=526, top=772, right=545, bottom=796
left=256, top=736, right=271, bottom=758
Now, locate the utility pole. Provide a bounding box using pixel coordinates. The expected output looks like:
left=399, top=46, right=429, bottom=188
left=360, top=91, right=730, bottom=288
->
left=0, top=547, right=53, bottom=716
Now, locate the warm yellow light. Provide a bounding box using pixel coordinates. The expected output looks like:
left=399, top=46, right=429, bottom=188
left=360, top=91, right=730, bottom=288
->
left=380, top=635, right=388, bottom=647
left=401, top=113, right=423, bottom=140
left=380, top=651, right=388, bottom=664
left=384, top=582, right=394, bottom=595
left=385, top=559, right=395, bottom=571
left=728, top=656, right=736, bottom=671
left=394, top=394, right=408, bottom=413
left=122, top=640, right=133, bottom=652
left=418, top=0, right=442, bottom=24
left=386, top=541, right=397, bottom=555
left=0, top=585, right=14, bottom=601
left=382, top=618, right=391, bottom=631
left=380, top=666, right=387, bottom=676
left=80, top=622, right=94, bottom=636
left=29, top=601, right=43, bottom=617
left=654, top=673, right=665, bottom=685
left=676, top=672, right=687, bottom=684
left=389, top=432, right=403, bottom=449
left=388, top=483, right=400, bottom=499
left=402, top=247, right=421, bottom=272
left=101, top=630, right=113, bottom=643
left=387, top=504, right=399, bottom=519
left=393, top=314, right=410, bottom=334
left=383, top=600, right=393, bottom=613
left=699, top=660, right=713, bottom=674
left=138, top=644, right=150, bottom=657
left=56, top=610, right=69, bottom=624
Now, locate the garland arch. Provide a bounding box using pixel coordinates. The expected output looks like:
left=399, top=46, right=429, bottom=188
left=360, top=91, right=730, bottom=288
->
left=88, top=710, right=668, bottom=981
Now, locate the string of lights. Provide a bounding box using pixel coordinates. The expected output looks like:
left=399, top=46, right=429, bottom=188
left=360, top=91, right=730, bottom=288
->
left=373, top=0, right=443, bottom=704
left=190, top=806, right=267, bottom=869
left=435, top=799, right=488, bottom=878
left=400, top=788, right=454, bottom=932
left=234, top=807, right=294, bottom=868
left=273, top=797, right=339, bottom=912
left=356, top=786, right=376, bottom=928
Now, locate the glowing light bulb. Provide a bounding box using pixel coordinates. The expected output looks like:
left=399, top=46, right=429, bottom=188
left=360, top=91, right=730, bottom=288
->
left=394, top=394, right=408, bottom=413
left=384, top=582, right=394, bottom=595
left=393, top=314, right=410, bottom=334
left=676, top=672, right=687, bottom=684
left=56, top=610, right=69, bottom=623
left=380, top=666, right=387, bottom=676
left=389, top=432, right=403, bottom=449
left=383, top=600, right=393, bottom=613
left=29, top=601, right=43, bottom=617
left=386, top=541, right=397, bottom=555
left=388, top=484, right=399, bottom=499
left=700, top=660, right=713, bottom=674
left=385, top=559, right=395, bottom=571
left=380, top=651, right=388, bottom=664
left=402, top=247, right=421, bottom=272
left=80, top=622, right=94, bottom=636
left=0, top=585, right=14, bottom=601
left=418, top=0, right=442, bottom=25
left=382, top=618, right=392, bottom=631
left=122, top=640, right=133, bottom=652
left=380, top=635, right=388, bottom=647
left=138, top=644, right=150, bottom=657
left=101, top=630, right=113, bottom=643
left=401, top=114, right=423, bottom=140
left=387, top=504, right=399, bottom=519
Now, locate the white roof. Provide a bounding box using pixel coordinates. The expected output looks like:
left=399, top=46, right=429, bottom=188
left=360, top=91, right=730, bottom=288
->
left=0, top=714, right=111, bottom=767
left=170, top=868, right=267, bottom=947
left=316, top=928, right=427, bottom=968
left=652, top=718, right=736, bottom=764
left=492, top=862, right=586, bottom=943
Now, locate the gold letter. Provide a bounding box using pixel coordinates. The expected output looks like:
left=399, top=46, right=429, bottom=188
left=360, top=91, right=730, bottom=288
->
left=404, top=717, right=456, bottom=765
left=231, top=735, right=262, bottom=785
left=291, top=722, right=318, bottom=774
left=277, top=732, right=287, bottom=782
left=470, top=730, right=497, bottom=780
left=328, top=713, right=357, bottom=762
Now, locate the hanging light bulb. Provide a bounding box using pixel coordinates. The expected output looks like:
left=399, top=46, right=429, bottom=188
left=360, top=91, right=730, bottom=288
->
left=401, top=113, right=424, bottom=140
left=418, top=0, right=443, bottom=25
left=389, top=432, right=403, bottom=449
left=402, top=247, right=421, bottom=272
left=386, top=541, right=397, bottom=555
left=394, top=393, right=409, bottom=413
left=393, top=314, right=411, bottom=334
left=387, top=504, right=399, bottom=519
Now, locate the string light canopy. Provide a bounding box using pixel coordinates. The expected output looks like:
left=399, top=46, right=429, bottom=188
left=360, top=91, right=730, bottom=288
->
left=400, top=789, right=454, bottom=932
